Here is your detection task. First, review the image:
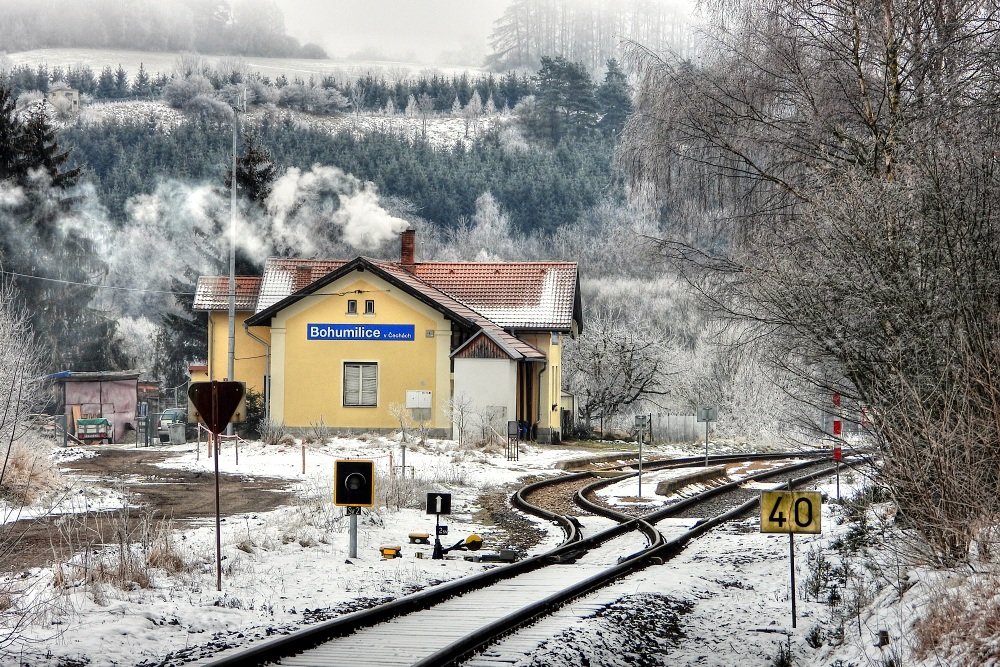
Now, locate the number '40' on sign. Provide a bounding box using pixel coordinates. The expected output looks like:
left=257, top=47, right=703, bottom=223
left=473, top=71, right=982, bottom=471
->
left=760, top=491, right=822, bottom=534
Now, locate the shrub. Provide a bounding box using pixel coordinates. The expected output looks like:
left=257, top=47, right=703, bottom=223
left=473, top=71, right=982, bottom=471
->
left=0, top=440, right=61, bottom=505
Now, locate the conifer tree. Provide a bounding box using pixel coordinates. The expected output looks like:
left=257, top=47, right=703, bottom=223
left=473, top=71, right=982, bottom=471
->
left=113, top=65, right=130, bottom=99
left=97, top=66, right=116, bottom=99
left=132, top=63, right=152, bottom=98
left=18, top=108, right=81, bottom=189
left=225, top=129, right=276, bottom=208
left=595, top=59, right=632, bottom=136
left=0, top=85, right=23, bottom=181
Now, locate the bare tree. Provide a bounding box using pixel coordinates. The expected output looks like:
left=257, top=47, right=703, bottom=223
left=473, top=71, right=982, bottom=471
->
left=619, top=0, right=1000, bottom=562
left=0, top=277, right=53, bottom=652
left=444, top=394, right=474, bottom=448
left=565, top=305, right=675, bottom=437
left=462, top=90, right=482, bottom=138
left=348, top=83, right=365, bottom=119
left=416, top=93, right=434, bottom=140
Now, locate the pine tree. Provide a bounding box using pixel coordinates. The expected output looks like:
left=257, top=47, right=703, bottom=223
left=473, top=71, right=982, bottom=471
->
left=534, top=56, right=597, bottom=144
left=132, top=63, right=152, bottom=98
left=18, top=108, right=81, bottom=189
left=225, top=129, right=277, bottom=208
left=113, top=64, right=130, bottom=99
left=97, top=66, right=116, bottom=99
left=0, top=85, right=24, bottom=181
left=595, top=59, right=632, bottom=136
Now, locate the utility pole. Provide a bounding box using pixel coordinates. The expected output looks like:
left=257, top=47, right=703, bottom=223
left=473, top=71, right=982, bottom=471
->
left=226, top=91, right=243, bottom=436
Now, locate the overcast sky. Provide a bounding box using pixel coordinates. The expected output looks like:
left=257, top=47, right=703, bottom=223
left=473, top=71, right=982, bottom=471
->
left=278, top=0, right=509, bottom=65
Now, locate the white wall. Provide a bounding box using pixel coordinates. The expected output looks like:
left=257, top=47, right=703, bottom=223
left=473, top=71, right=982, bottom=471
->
left=452, top=357, right=517, bottom=440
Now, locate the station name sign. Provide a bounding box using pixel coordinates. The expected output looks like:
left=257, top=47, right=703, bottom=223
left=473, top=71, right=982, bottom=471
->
left=308, top=324, right=415, bottom=341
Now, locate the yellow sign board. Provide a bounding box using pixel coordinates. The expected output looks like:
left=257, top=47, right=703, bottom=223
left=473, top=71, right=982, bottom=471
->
left=760, top=491, right=822, bottom=534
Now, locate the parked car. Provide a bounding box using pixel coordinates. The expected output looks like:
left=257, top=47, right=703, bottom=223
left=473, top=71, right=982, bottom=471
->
left=158, top=408, right=187, bottom=440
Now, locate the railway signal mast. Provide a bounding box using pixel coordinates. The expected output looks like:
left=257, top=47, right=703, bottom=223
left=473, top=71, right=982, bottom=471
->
left=426, top=492, right=453, bottom=559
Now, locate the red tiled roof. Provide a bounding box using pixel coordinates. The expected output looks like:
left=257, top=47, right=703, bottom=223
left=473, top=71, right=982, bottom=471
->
left=413, top=262, right=578, bottom=331
left=197, top=254, right=579, bottom=359
left=368, top=260, right=546, bottom=361
left=193, top=276, right=262, bottom=311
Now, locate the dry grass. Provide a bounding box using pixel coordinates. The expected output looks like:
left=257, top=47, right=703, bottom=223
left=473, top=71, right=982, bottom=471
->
left=913, top=573, right=1000, bottom=665
left=52, top=507, right=193, bottom=597
left=0, top=440, right=61, bottom=505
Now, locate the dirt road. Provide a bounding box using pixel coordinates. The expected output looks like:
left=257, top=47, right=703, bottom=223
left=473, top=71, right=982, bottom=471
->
left=1, top=446, right=295, bottom=572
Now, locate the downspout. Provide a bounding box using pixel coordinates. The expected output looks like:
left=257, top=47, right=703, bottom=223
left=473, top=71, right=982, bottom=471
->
left=243, top=322, right=271, bottom=423
left=537, top=362, right=547, bottom=442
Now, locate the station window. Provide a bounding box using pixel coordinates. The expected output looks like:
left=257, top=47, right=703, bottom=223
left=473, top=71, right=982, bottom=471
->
left=347, top=299, right=357, bottom=314
left=344, top=362, right=377, bottom=407
left=365, top=299, right=375, bottom=315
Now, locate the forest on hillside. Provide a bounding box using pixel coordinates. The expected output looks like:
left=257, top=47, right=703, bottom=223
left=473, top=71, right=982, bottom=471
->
left=1, top=54, right=749, bottom=443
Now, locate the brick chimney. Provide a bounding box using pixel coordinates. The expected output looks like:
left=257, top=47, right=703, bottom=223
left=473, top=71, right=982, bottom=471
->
left=400, top=229, right=415, bottom=270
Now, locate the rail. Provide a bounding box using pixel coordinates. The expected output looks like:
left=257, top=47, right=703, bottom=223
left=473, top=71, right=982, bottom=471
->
left=203, top=452, right=837, bottom=666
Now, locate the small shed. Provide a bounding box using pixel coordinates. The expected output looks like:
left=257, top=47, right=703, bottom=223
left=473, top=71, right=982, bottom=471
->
left=48, top=370, right=141, bottom=444
left=46, top=82, right=80, bottom=114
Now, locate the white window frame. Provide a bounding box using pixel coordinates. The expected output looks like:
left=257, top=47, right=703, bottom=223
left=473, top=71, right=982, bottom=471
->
left=364, top=299, right=375, bottom=315
left=344, top=362, right=378, bottom=407
left=347, top=299, right=358, bottom=315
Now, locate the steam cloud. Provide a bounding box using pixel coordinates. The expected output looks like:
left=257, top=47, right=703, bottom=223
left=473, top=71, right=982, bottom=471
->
left=266, top=165, right=409, bottom=254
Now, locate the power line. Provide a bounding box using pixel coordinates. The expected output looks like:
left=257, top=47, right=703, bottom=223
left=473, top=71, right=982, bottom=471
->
left=1, top=270, right=196, bottom=295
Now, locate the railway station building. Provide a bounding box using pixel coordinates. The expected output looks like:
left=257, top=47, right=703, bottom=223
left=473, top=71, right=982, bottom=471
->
left=193, top=230, right=583, bottom=443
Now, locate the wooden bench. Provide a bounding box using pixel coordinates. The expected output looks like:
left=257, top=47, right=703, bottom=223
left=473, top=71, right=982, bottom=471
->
left=408, top=532, right=431, bottom=545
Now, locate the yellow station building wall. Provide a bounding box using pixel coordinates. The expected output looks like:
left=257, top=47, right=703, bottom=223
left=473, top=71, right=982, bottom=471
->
left=264, top=271, right=453, bottom=431
left=206, top=311, right=269, bottom=395
left=518, top=331, right=563, bottom=437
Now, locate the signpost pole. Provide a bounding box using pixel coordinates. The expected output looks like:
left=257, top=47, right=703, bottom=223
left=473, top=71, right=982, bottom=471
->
left=836, top=461, right=841, bottom=501
left=348, top=510, right=358, bottom=559
left=432, top=513, right=443, bottom=560
left=638, top=423, right=643, bottom=499
left=787, top=480, right=796, bottom=628
left=213, top=430, right=222, bottom=592
left=704, top=419, right=709, bottom=467
left=789, top=531, right=797, bottom=628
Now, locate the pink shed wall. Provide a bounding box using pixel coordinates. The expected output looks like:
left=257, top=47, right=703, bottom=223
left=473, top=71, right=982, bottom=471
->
left=64, top=380, right=138, bottom=443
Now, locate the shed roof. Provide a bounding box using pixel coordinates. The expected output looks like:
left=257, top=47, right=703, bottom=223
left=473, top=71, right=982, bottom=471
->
left=193, top=276, right=262, bottom=311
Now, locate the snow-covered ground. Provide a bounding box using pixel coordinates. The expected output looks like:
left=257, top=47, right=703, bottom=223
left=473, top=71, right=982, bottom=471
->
left=0, top=437, right=943, bottom=666
left=69, top=99, right=502, bottom=149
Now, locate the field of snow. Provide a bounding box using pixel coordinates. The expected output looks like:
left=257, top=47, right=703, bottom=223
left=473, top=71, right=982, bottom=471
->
left=4, top=48, right=485, bottom=82
left=0, top=433, right=926, bottom=667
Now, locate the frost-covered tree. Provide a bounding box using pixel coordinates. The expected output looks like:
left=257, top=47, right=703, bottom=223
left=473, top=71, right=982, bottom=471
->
left=565, top=305, right=675, bottom=436
left=442, top=193, right=521, bottom=261
left=462, top=90, right=482, bottom=138
left=620, top=0, right=1000, bottom=563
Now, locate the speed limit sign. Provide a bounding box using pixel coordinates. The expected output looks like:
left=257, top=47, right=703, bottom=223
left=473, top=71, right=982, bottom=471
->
left=760, top=491, right=822, bottom=534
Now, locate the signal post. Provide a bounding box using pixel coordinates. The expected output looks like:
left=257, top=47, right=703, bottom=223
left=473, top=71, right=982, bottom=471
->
left=334, top=460, right=375, bottom=559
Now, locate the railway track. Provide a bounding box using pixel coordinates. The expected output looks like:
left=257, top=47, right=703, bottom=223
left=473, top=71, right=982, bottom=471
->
left=202, top=452, right=838, bottom=667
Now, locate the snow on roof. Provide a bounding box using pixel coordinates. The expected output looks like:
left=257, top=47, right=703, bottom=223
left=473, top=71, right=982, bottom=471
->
left=193, top=276, right=262, bottom=311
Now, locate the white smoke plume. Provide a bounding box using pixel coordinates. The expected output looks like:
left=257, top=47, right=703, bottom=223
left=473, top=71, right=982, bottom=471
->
left=266, top=164, right=409, bottom=255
